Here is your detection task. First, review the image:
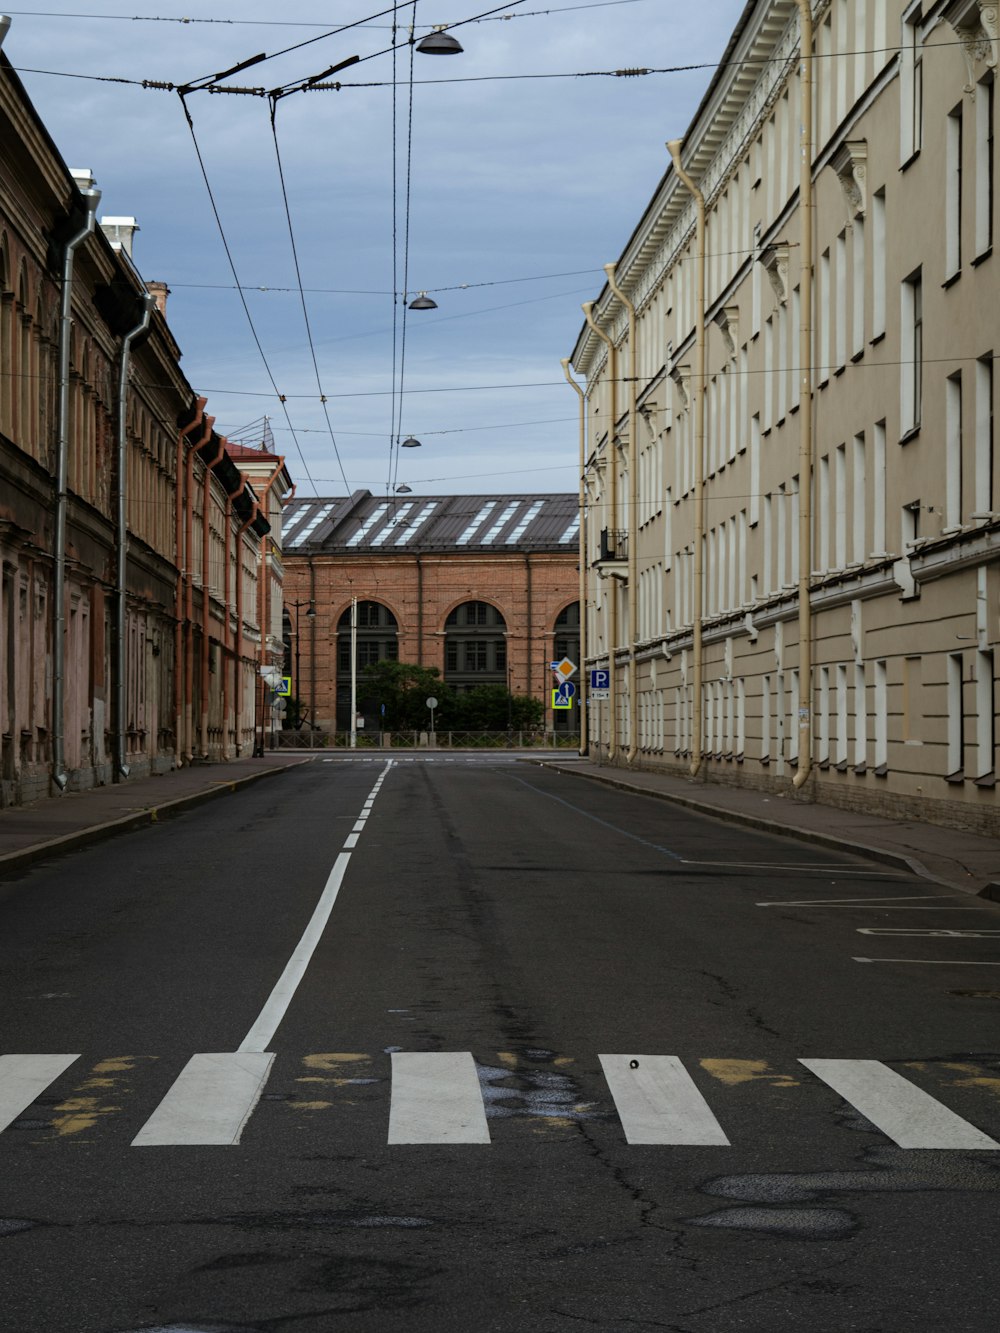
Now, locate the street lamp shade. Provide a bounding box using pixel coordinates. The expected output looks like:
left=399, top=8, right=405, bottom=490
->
left=401, top=436, right=422, bottom=449
left=416, top=26, right=463, bottom=54
left=305, top=603, right=317, bottom=617
left=395, top=483, right=413, bottom=493
left=408, top=291, right=437, bottom=310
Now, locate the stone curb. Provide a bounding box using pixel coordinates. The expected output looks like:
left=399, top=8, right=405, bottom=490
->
left=0, top=759, right=310, bottom=879
left=534, top=760, right=1000, bottom=901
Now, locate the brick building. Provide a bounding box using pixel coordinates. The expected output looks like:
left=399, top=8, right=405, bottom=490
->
left=281, top=491, right=580, bottom=733
left=0, top=42, right=278, bottom=803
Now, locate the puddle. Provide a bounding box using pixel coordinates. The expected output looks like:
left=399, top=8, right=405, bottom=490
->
left=0, top=1218, right=36, bottom=1237
left=477, top=1056, right=605, bottom=1123
left=686, top=1147, right=1000, bottom=1240
left=687, top=1206, right=856, bottom=1239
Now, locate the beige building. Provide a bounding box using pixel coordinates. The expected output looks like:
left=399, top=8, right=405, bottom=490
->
left=570, top=0, right=998, bottom=833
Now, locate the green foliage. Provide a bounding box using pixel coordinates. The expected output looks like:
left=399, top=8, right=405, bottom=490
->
left=360, top=660, right=454, bottom=729
left=360, top=661, right=543, bottom=732
left=450, top=683, right=543, bottom=731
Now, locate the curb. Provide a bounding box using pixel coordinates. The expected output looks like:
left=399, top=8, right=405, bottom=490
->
left=534, top=759, right=995, bottom=899
left=0, top=759, right=310, bottom=879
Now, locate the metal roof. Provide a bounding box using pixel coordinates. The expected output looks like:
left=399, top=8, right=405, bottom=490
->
left=283, top=491, right=579, bottom=555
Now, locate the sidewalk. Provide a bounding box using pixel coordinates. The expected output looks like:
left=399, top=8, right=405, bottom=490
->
left=0, top=753, right=310, bottom=879
left=534, top=757, right=1000, bottom=902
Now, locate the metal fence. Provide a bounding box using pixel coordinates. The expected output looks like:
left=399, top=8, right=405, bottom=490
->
left=271, top=728, right=580, bottom=751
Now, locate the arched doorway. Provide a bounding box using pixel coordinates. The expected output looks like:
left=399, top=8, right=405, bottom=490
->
left=443, top=601, right=507, bottom=693
left=336, top=601, right=398, bottom=729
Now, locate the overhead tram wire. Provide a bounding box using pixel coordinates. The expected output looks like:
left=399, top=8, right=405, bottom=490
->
left=176, top=90, right=320, bottom=496
left=267, top=92, right=353, bottom=501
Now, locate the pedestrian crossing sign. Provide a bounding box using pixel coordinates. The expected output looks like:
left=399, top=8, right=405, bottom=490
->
left=552, top=681, right=576, bottom=709
left=277, top=676, right=292, bottom=697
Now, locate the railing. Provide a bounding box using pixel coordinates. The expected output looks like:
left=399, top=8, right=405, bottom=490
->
left=599, top=528, right=628, bottom=562
left=272, top=728, right=580, bottom=751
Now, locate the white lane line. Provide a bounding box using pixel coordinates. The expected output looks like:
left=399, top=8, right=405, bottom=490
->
left=857, top=928, right=1000, bottom=937
left=758, top=894, right=964, bottom=907
left=132, top=1052, right=274, bottom=1147
left=599, top=1054, right=730, bottom=1146
left=352, top=820, right=367, bottom=833
left=343, top=834, right=359, bottom=849
left=0, top=1054, right=79, bottom=1132
left=238, top=761, right=392, bottom=1053
left=799, top=1058, right=1000, bottom=1149
left=388, top=1052, right=490, bottom=1145
left=854, top=956, right=1000, bottom=965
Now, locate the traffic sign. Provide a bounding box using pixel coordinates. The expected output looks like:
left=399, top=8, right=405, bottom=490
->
left=551, top=657, right=577, bottom=680
left=552, top=681, right=576, bottom=709
left=590, top=668, right=610, bottom=691
left=277, top=676, right=292, bottom=697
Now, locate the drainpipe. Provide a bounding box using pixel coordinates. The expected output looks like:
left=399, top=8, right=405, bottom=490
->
left=174, top=399, right=205, bottom=765
left=667, top=139, right=707, bottom=780
left=223, top=475, right=247, bottom=759
left=185, top=414, right=212, bottom=762
left=792, top=0, right=815, bottom=791
left=582, top=300, right=618, bottom=762
left=234, top=501, right=260, bottom=755
left=604, top=264, right=639, bottom=764
left=113, top=291, right=155, bottom=782
left=308, top=556, right=317, bottom=730
left=561, top=357, right=588, bottom=757
left=51, top=183, right=100, bottom=793
left=200, top=430, right=227, bottom=758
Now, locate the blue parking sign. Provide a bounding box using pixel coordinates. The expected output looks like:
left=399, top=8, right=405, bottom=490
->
left=590, top=668, right=610, bottom=691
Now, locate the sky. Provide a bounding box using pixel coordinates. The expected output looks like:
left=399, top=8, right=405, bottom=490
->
left=5, top=0, right=747, bottom=497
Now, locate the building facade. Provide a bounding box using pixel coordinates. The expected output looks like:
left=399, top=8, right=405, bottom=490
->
left=281, top=491, right=580, bottom=733
left=0, top=48, right=276, bottom=804
left=570, top=0, right=999, bottom=833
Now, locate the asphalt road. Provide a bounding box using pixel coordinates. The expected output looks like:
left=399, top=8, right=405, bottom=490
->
left=1, top=754, right=999, bottom=1333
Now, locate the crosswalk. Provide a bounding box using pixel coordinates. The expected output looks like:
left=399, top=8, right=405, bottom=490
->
left=1, top=1050, right=997, bottom=1151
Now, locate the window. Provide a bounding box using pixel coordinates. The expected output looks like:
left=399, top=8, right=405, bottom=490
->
left=443, top=600, right=508, bottom=691
left=874, top=660, right=888, bottom=771
left=873, top=420, right=887, bottom=554
left=975, top=74, right=994, bottom=259
left=852, top=217, right=865, bottom=358
left=900, top=2, right=923, bottom=165
left=818, top=249, right=831, bottom=383
left=852, top=434, right=866, bottom=563
left=946, top=104, right=963, bottom=280
left=977, top=650, right=995, bottom=780
left=945, top=372, right=963, bottom=528
left=872, top=188, right=887, bottom=339
left=835, top=231, right=848, bottom=370
left=974, top=354, right=995, bottom=517
left=819, top=665, right=831, bottom=765
left=948, top=653, right=965, bottom=777
left=901, top=269, right=922, bottom=436
left=854, top=663, right=867, bottom=769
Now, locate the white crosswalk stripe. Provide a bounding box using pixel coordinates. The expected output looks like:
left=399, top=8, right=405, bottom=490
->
left=1, top=1051, right=997, bottom=1150
left=131, top=1052, right=275, bottom=1147
left=600, top=1054, right=730, bottom=1145
left=799, top=1058, right=1000, bottom=1149
left=0, top=1054, right=79, bottom=1132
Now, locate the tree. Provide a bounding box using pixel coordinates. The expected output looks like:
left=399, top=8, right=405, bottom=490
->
left=359, top=661, right=456, bottom=729
left=451, top=683, right=544, bottom=731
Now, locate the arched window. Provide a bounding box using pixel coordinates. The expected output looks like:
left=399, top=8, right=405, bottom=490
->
left=443, top=600, right=507, bottom=692
left=336, top=601, right=398, bottom=727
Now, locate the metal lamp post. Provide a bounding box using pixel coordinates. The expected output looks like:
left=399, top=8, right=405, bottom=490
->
left=288, top=599, right=316, bottom=728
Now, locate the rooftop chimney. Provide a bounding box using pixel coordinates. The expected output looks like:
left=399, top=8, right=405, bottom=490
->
left=146, top=281, right=169, bottom=316
left=100, top=216, right=139, bottom=258
left=69, top=168, right=96, bottom=192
